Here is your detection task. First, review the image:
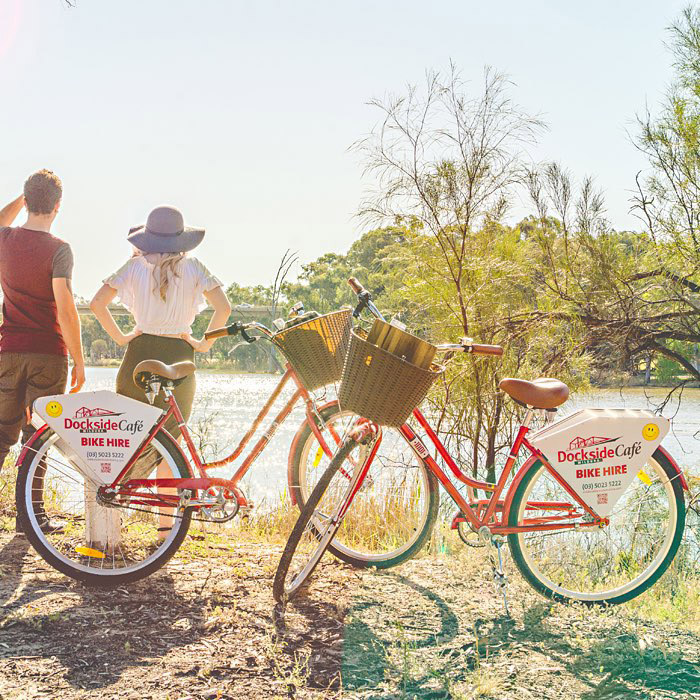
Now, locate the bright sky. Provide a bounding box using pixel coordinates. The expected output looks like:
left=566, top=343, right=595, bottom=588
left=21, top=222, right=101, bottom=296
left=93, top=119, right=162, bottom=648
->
left=0, top=0, right=689, bottom=297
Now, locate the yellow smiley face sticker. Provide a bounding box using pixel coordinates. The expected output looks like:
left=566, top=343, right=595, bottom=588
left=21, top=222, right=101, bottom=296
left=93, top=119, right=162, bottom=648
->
left=642, top=423, right=659, bottom=441
left=45, top=401, right=63, bottom=418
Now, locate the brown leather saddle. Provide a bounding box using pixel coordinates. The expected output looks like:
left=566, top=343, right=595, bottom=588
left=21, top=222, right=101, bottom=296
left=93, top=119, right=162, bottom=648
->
left=498, top=377, right=569, bottom=409
left=133, top=359, right=196, bottom=390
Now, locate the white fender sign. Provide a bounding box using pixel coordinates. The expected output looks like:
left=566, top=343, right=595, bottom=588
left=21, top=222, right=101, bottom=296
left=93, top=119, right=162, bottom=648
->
left=529, top=408, right=669, bottom=518
left=34, top=391, right=163, bottom=485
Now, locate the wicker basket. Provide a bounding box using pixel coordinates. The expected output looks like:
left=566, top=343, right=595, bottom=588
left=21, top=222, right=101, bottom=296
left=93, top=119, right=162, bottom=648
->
left=272, top=308, right=352, bottom=391
left=338, top=329, right=443, bottom=427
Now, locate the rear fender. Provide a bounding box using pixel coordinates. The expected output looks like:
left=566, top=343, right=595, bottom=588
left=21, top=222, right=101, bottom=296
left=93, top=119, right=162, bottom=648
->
left=657, top=445, right=689, bottom=491
left=156, top=426, right=192, bottom=472
left=16, top=423, right=51, bottom=469
left=502, top=454, right=543, bottom=522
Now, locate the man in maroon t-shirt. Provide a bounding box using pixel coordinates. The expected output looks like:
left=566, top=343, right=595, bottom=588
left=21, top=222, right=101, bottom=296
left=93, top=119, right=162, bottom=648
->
left=0, top=170, right=85, bottom=472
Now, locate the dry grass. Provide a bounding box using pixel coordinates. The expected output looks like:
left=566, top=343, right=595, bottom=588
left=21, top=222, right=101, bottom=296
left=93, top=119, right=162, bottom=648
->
left=338, top=534, right=700, bottom=699
left=0, top=452, right=18, bottom=531
left=4, top=449, right=699, bottom=637
left=0, top=515, right=699, bottom=698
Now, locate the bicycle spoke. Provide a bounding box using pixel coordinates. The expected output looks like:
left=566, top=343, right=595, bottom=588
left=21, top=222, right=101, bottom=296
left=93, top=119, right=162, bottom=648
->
left=18, top=429, right=192, bottom=582
left=511, top=454, right=682, bottom=601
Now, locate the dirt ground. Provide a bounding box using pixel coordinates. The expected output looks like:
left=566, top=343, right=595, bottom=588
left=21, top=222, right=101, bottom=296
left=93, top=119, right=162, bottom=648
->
left=1, top=529, right=699, bottom=699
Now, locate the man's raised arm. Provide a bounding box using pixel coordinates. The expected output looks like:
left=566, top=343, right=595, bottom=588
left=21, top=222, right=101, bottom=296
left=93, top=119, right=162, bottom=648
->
left=52, top=277, right=86, bottom=393
left=0, top=195, right=25, bottom=227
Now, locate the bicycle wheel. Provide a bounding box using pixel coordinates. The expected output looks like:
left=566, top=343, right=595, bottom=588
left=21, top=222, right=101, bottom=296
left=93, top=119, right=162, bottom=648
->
left=288, top=402, right=353, bottom=504
left=508, top=449, right=686, bottom=604
left=275, top=437, right=365, bottom=602
left=289, top=413, right=439, bottom=568
left=16, top=427, right=193, bottom=587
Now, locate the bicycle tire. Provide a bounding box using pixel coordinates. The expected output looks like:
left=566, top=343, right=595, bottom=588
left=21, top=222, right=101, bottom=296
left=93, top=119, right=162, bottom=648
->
left=507, top=449, right=686, bottom=605
left=16, top=427, right=193, bottom=588
left=274, top=437, right=359, bottom=603
left=288, top=411, right=439, bottom=568
left=287, top=402, right=346, bottom=507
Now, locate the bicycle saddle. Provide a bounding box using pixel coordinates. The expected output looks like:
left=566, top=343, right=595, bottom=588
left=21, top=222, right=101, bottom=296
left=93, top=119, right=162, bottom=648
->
left=133, top=359, right=196, bottom=389
left=498, top=377, right=569, bottom=409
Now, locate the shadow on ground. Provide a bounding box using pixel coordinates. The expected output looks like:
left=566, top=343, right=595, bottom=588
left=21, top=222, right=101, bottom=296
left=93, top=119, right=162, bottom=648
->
left=0, top=531, right=348, bottom=698
left=529, top=603, right=699, bottom=698
left=2, top=531, right=699, bottom=699
left=0, top=533, right=208, bottom=692
left=332, top=565, right=700, bottom=699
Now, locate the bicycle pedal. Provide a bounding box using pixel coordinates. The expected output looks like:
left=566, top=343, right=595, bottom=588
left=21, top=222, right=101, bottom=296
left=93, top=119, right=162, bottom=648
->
left=492, top=569, right=508, bottom=588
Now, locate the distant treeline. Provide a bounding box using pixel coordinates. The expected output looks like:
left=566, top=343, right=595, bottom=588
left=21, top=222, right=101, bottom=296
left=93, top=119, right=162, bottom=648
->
left=81, top=6, right=700, bottom=484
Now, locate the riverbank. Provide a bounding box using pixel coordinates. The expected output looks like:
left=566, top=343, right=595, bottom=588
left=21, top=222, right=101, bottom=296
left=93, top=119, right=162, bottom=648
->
left=86, top=360, right=700, bottom=388
left=0, top=525, right=699, bottom=699
left=87, top=358, right=280, bottom=375
left=1, top=449, right=698, bottom=698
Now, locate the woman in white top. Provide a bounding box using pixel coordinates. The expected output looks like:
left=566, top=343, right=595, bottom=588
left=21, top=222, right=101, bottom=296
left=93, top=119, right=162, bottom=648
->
left=90, top=206, right=231, bottom=437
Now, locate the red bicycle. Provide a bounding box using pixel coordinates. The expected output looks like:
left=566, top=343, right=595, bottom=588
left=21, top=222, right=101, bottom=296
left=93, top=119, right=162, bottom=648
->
left=274, top=279, right=688, bottom=606
left=14, top=307, right=435, bottom=586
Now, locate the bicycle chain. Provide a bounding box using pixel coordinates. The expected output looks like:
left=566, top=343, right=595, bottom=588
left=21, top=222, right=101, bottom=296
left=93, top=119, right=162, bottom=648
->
left=97, top=497, right=233, bottom=524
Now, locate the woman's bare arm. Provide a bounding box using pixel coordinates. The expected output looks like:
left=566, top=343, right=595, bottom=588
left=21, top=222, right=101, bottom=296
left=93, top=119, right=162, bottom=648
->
left=182, top=286, right=231, bottom=352
left=90, top=284, right=141, bottom=346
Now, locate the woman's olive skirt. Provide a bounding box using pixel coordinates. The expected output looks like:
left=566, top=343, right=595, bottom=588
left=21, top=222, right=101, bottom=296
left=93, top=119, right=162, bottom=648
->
left=116, top=334, right=195, bottom=439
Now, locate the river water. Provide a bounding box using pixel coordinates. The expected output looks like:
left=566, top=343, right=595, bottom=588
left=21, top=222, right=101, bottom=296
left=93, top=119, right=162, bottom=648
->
left=81, top=368, right=700, bottom=504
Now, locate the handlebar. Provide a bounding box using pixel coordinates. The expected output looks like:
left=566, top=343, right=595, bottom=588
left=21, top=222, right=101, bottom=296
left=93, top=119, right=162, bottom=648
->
left=470, top=343, right=504, bottom=356
left=436, top=341, right=504, bottom=356
left=204, top=321, right=273, bottom=342
left=347, top=277, right=385, bottom=321
left=347, top=277, right=503, bottom=358
left=204, top=326, right=237, bottom=340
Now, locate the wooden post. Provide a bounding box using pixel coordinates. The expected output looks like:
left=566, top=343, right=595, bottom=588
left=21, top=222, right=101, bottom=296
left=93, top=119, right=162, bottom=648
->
left=84, top=482, right=121, bottom=552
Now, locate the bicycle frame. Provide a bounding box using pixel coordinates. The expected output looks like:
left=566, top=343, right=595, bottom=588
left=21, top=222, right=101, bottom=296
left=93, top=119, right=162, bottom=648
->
left=103, top=362, right=342, bottom=511
left=330, top=276, right=689, bottom=560
left=346, top=406, right=610, bottom=538
left=345, top=280, right=609, bottom=537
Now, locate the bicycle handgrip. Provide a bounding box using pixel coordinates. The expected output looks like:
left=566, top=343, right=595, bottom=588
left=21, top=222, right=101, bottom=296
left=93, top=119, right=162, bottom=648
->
left=205, top=324, right=239, bottom=340
left=348, top=277, right=367, bottom=295
left=470, top=344, right=504, bottom=356
left=204, top=328, right=230, bottom=340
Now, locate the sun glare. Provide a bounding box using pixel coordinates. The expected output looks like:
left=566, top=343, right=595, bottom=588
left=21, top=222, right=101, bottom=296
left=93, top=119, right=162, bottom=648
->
left=0, top=0, right=21, bottom=60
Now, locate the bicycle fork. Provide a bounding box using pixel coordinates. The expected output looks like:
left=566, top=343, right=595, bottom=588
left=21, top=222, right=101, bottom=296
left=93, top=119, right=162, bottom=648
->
left=336, top=435, right=380, bottom=521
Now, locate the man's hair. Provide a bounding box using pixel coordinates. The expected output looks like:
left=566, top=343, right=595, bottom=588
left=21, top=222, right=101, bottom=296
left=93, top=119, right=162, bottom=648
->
left=23, top=169, right=62, bottom=215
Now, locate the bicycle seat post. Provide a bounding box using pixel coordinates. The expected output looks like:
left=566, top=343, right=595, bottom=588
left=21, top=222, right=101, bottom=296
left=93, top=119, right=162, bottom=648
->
left=145, top=376, right=161, bottom=405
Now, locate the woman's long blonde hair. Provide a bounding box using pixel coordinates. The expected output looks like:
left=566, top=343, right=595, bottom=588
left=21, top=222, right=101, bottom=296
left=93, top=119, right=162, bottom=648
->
left=133, top=250, right=185, bottom=301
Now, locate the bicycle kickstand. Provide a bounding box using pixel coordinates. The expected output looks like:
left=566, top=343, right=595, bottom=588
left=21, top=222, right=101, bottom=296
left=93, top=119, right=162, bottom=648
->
left=489, top=537, right=510, bottom=618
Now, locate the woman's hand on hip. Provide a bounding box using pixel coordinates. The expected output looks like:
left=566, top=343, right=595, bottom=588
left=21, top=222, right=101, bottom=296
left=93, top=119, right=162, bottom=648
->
left=118, top=330, right=142, bottom=347
left=181, top=333, right=213, bottom=353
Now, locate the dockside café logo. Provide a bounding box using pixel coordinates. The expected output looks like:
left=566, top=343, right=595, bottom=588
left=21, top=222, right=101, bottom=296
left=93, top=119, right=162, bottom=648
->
left=560, top=436, right=619, bottom=464
left=557, top=435, right=641, bottom=464
left=64, top=407, right=144, bottom=435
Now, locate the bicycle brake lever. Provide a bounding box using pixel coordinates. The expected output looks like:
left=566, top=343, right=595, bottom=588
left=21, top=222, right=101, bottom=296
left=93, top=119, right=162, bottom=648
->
left=352, top=299, right=367, bottom=318
left=240, top=329, right=257, bottom=343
